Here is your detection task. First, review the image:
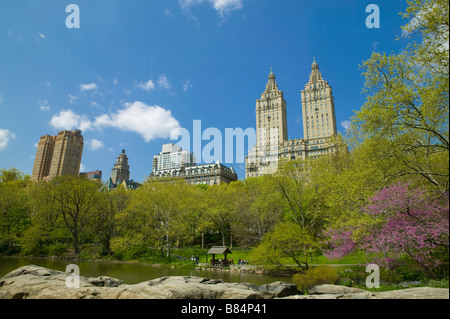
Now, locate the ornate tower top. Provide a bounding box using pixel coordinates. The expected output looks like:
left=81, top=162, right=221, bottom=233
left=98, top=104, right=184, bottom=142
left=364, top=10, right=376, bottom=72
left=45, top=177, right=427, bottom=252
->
left=308, top=57, right=324, bottom=84
left=111, top=149, right=130, bottom=185
left=265, top=67, right=279, bottom=93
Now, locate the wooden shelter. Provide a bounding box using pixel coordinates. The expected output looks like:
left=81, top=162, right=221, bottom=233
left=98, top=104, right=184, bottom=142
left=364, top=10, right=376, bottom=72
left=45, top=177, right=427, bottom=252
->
left=207, top=246, right=232, bottom=267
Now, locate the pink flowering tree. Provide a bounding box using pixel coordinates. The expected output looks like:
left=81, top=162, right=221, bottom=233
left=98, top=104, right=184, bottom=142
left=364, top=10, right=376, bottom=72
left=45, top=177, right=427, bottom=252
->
left=324, top=183, right=449, bottom=277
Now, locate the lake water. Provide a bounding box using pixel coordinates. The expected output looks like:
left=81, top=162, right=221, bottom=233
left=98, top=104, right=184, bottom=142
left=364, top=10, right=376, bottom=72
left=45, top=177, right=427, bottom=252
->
left=0, top=256, right=292, bottom=286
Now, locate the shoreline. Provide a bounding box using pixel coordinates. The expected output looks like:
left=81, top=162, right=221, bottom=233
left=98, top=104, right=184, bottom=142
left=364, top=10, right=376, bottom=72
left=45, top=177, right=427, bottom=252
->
left=0, top=254, right=272, bottom=275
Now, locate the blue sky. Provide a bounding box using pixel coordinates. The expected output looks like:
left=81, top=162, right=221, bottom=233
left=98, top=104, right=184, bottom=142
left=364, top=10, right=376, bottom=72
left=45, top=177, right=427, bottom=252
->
left=0, top=0, right=413, bottom=182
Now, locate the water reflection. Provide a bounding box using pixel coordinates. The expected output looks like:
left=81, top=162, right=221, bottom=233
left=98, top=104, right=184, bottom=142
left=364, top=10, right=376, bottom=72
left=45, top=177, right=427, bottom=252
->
left=0, top=256, right=291, bottom=286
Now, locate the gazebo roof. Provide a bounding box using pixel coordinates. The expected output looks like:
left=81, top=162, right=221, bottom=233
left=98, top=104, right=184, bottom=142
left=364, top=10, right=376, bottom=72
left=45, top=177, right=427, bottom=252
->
left=207, top=246, right=232, bottom=255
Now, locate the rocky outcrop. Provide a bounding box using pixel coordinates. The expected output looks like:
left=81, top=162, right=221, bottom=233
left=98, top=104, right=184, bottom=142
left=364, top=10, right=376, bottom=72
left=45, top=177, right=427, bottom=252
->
left=0, top=265, right=299, bottom=299
left=0, top=265, right=448, bottom=299
left=283, top=284, right=449, bottom=299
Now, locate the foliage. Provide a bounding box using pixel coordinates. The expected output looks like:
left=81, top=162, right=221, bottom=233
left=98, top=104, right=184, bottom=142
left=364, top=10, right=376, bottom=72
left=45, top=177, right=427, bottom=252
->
left=351, top=0, right=449, bottom=191
left=325, top=183, right=449, bottom=278
left=251, top=221, right=320, bottom=270
left=292, top=266, right=338, bottom=293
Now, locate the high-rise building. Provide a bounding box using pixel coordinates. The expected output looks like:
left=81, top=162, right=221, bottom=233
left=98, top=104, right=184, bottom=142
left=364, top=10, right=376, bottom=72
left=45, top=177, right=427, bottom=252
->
left=256, top=68, right=288, bottom=147
left=104, top=149, right=141, bottom=190
left=152, top=143, right=196, bottom=173
left=31, top=130, right=84, bottom=181
left=301, top=57, right=337, bottom=140
left=149, top=144, right=238, bottom=186
left=245, top=59, right=340, bottom=179
left=31, top=134, right=56, bottom=181
left=111, top=149, right=130, bottom=185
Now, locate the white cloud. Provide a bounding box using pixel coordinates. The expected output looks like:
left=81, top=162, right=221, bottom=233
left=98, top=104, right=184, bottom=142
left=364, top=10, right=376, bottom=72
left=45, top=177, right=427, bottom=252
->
left=113, top=78, right=119, bottom=86
left=91, top=101, right=100, bottom=108
left=49, top=109, right=92, bottom=131
left=341, top=120, right=351, bottom=130
left=137, top=80, right=155, bottom=91
left=183, top=80, right=193, bottom=92
left=164, top=8, right=173, bottom=16
left=0, top=129, right=16, bottom=151
left=33, top=143, right=39, bottom=148
left=80, top=163, right=86, bottom=173
left=80, top=83, right=98, bottom=92
left=67, top=94, right=78, bottom=104
left=49, top=102, right=181, bottom=143
left=38, top=32, right=45, bottom=39
left=93, top=101, right=181, bottom=142
left=158, top=74, right=172, bottom=89
left=38, top=100, right=50, bottom=111
left=88, top=138, right=104, bottom=151
left=180, top=0, right=243, bottom=15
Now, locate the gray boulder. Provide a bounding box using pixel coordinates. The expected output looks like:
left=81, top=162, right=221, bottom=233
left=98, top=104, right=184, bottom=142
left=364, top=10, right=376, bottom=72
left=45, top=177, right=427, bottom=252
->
left=0, top=265, right=289, bottom=299
left=1, top=266, right=448, bottom=300
left=309, top=284, right=366, bottom=295
left=258, top=281, right=301, bottom=298
left=283, top=284, right=449, bottom=299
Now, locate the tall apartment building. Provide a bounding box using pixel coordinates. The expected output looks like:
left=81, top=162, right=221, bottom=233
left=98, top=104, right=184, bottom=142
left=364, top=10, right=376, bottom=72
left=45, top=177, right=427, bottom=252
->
left=105, top=150, right=141, bottom=190
left=31, top=134, right=56, bottom=181
left=302, top=58, right=337, bottom=140
left=111, top=149, right=130, bottom=185
left=31, top=130, right=84, bottom=181
left=152, top=143, right=196, bottom=173
left=245, top=59, right=339, bottom=178
left=149, top=143, right=238, bottom=186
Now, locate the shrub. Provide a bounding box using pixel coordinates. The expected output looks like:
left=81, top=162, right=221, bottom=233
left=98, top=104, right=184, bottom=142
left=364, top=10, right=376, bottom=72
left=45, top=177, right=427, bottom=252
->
left=292, top=266, right=338, bottom=293
left=45, top=242, right=69, bottom=256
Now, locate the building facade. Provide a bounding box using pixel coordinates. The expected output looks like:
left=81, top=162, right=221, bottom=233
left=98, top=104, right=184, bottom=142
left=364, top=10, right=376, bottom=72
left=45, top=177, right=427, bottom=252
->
left=150, top=144, right=238, bottom=186
left=152, top=143, right=196, bottom=172
left=105, top=149, right=141, bottom=190
left=31, top=130, right=84, bottom=181
left=31, top=134, right=56, bottom=181
left=245, top=59, right=339, bottom=179
left=80, top=170, right=102, bottom=182
left=111, top=149, right=130, bottom=185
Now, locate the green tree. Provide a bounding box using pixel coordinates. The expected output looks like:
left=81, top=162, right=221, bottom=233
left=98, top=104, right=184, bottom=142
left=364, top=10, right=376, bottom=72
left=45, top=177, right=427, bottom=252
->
left=125, top=178, right=191, bottom=257
left=235, top=176, right=283, bottom=246
left=46, top=176, right=101, bottom=255
left=205, top=182, right=240, bottom=248
left=0, top=167, right=29, bottom=183
left=0, top=171, right=31, bottom=252
left=251, top=221, right=320, bottom=271
left=272, top=158, right=329, bottom=237
left=186, top=184, right=215, bottom=249
left=90, top=187, right=131, bottom=255
left=352, top=0, right=449, bottom=191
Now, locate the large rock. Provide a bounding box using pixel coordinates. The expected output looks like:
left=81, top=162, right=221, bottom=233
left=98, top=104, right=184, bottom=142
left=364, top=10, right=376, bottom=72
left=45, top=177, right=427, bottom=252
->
left=1, top=266, right=448, bottom=299
left=0, top=265, right=285, bottom=299
left=258, top=281, right=301, bottom=298
left=282, top=284, right=449, bottom=300
left=309, top=284, right=366, bottom=295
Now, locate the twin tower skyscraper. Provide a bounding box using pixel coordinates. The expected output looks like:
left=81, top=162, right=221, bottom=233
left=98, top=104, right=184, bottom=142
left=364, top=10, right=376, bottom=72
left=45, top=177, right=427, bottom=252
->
left=245, top=58, right=338, bottom=178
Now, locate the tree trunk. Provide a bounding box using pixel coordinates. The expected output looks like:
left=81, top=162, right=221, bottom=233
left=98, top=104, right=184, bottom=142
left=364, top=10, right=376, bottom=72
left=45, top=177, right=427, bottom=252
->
left=229, top=228, right=233, bottom=250
left=221, top=226, right=226, bottom=246
left=201, top=232, right=205, bottom=249
left=166, top=231, right=170, bottom=257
